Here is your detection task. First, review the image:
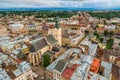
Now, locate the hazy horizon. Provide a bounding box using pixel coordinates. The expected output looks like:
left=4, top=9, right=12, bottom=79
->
left=0, top=0, right=120, bottom=11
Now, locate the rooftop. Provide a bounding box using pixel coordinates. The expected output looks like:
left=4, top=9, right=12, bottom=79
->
left=46, top=35, right=57, bottom=45
left=0, top=52, right=8, bottom=61
left=18, top=61, right=31, bottom=73
left=70, top=34, right=84, bottom=44
left=54, top=59, right=69, bottom=73
left=5, top=65, right=20, bottom=79
left=0, top=68, right=11, bottom=80
left=112, top=64, right=120, bottom=80
left=46, top=48, right=80, bottom=71
left=82, top=55, right=93, bottom=64
left=62, top=64, right=78, bottom=79
left=28, top=23, right=36, bottom=28
left=103, top=49, right=120, bottom=61
left=80, top=38, right=98, bottom=56
left=101, top=61, right=112, bottom=80
left=30, top=37, right=48, bottom=52
left=90, top=58, right=100, bottom=73
left=71, top=67, right=85, bottom=80
left=9, top=23, right=24, bottom=28
left=88, top=72, right=107, bottom=80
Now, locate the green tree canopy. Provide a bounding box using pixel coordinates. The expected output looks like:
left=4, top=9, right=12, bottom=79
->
left=99, top=37, right=104, bottom=43
left=104, top=30, right=108, bottom=41
left=84, top=30, right=89, bottom=36
left=89, top=11, right=120, bottom=20
left=106, top=38, right=114, bottom=50
left=108, top=31, right=114, bottom=39
left=93, top=31, right=99, bottom=39
left=104, top=30, right=108, bottom=36
left=95, top=25, right=99, bottom=29
left=43, top=54, right=51, bottom=67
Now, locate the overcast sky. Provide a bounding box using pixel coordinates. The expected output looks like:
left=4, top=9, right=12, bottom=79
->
left=0, top=0, right=120, bottom=9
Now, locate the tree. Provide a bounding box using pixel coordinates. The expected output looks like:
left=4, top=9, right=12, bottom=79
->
left=108, top=31, right=114, bottom=39
left=93, top=31, right=99, bottom=39
left=43, top=54, right=51, bottom=67
left=104, top=20, right=107, bottom=25
left=106, top=38, right=114, bottom=50
left=94, top=31, right=98, bottom=36
left=99, top=37, right=104, bottom=43
left=84, top=30, right=89, bottom=36
left=95, top=25, right=99, bottom=29
left=104, top=30, right=108, bottom=41
left=111, top=22, right=117, bottom=25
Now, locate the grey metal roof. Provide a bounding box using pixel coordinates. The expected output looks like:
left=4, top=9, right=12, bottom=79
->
left=46, top=35, right=57, bottom=45
left=46, top=48, right=80, bottom=71
left=101, top=61, right=112, bottom=80
left=17, top=51, right=25, bottom=59
left=28, top=23, right=36, bottom=28
left=0, top=68, right=12, bottom=80
left=13, top=69, right=22, bottom=77
left=30, top=38, right=48, bottom=52
left=54, top=59, right=68, bottom=73
left=18, top=61, right=31, bottom=73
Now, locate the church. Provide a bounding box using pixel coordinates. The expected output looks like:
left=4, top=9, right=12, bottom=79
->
left=28, top=17, right=62, bottom=66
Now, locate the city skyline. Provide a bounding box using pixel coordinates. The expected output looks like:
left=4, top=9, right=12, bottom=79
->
left=0, top=0, right=120, bottom=11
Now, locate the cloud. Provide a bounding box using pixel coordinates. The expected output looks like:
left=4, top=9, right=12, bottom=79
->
left=0, top=0, right=61, bottom=8
left=0, top=0, right=120, bottom=9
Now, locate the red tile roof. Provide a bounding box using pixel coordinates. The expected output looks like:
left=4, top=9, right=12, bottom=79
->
left=62, top=64, right=78, bottom=79
left=90, top=58, right=100, bottom=73
left=15, top=59, right=22, bottom=64
left=96, top=27, right=105, bottom=30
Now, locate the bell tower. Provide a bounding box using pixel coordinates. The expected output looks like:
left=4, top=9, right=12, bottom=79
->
left=53, top=17, right=62, bottom=46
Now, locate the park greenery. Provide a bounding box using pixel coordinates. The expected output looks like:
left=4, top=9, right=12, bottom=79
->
left=106, top=38, right=114, bottom=49
left=104, top=30, right=108, bottom=40
left=93, top=31, right=100, bottom=39
left=93, top=31, right=104, bottom=43
left=1, top=11, right=120, bottom=19
left=89, top=11, right=120, bottom=19
left=108, top=31, right=114, bottom=39
left=93, top=30, right=114, bottom=50
left=43, top=54, right=51, bottom=67
left=0, top=11, right=77, bottom=18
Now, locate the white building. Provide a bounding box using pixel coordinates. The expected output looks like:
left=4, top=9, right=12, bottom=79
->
left=8, top=23, right=24, bottom=33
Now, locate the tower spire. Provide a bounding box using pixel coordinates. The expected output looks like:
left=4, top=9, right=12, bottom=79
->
left=54, top=17, right=61, bottom=29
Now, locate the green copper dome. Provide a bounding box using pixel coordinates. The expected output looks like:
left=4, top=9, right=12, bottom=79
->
left=54, top=17, right=61, bottom=29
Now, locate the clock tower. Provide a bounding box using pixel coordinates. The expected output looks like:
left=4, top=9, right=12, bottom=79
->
left=53, top=17, right=62, bottom=46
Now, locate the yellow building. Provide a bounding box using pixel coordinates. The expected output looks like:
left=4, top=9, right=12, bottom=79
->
left=28, top=17, right=62, bottom=66
left=62, top=33, right=85, bottom=47
left=29, top=35, right=58, bottom=66
left=98, top=23, right=104, bottom=28
left=48, top=17, right=62, bottom=46
left=29, top=38, right=50, bottom=66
